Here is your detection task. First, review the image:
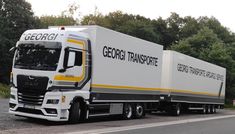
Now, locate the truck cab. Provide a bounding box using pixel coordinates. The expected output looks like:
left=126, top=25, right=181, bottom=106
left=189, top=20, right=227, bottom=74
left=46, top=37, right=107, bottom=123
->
left=9, top=28, right=92, bottom=121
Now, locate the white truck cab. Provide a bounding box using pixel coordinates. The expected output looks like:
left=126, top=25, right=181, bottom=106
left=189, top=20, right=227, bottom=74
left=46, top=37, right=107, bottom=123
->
left=9, top=28, right=92, bottom=121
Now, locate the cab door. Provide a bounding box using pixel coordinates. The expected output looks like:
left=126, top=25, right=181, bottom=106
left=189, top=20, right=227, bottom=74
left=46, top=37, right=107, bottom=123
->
left=54, top=39, right=91, bottom=90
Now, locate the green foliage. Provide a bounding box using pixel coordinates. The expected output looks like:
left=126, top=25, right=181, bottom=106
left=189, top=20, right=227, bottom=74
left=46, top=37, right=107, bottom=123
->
left=0, top=83, right=10, bottom=98
left=39, top=15, right=77, bottom=28
left=0, top=0, right=39, bottom=84
left=171, top=27, right=221, bottom=58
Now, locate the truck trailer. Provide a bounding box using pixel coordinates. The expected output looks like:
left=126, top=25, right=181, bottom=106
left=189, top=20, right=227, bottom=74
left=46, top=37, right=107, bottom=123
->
left=160, top=51, right=226, bottom=115
left=9, top=26, right=226, bottom=123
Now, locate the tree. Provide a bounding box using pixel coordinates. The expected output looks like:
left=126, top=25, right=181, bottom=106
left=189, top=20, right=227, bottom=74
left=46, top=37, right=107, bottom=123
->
left=39, top=15, right=77, bottom=28
left=198, top=17, right=235, bottom=44
left=0, top=0, right=39, bottom=83
left=81, top=11, right=161, bottom=44
left=171, top=27, right=221, bottom=58
left=171, top=27, right=235, bottom=103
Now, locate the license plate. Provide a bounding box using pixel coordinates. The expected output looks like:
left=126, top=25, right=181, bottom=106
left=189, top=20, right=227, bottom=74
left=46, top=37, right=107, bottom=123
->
left=24, top=104, right=35, bottom=109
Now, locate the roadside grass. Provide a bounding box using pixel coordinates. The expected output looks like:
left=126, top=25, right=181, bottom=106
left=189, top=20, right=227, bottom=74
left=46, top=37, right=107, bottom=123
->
left=0, top=83, right=10, bottom=98
left=224, top=104, right=235, bottom=110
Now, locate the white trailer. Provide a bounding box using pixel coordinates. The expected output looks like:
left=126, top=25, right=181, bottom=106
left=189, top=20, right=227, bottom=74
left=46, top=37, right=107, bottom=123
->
left=160, top=50, right=226, bottom=115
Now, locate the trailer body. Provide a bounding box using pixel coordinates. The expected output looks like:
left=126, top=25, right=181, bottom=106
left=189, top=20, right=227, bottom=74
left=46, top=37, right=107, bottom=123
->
left=161, top=51, right=226, bottom=107
left=87, top=27, right=163, bottom=102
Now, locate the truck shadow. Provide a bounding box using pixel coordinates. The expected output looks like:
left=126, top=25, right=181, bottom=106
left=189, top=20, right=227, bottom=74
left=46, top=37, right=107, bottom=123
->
left=13, top=114, right=151, bottom=126
left=13, top=110, right=223, bottom=126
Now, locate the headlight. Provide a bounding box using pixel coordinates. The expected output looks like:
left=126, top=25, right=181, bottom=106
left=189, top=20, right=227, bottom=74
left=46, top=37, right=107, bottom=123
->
left=46, top=99, right=59, bottom=104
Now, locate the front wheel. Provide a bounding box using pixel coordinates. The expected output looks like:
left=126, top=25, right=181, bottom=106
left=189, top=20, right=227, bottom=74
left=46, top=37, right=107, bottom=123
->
left=69, top=102, right=81, bottom=124
left=122, top=103, right=133, bottom=119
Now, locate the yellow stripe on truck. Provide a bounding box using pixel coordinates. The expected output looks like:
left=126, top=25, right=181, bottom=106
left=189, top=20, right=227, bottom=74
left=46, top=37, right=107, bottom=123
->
left=54, top=75, right=84, bottom=82
left=92, top=84, right=168, bottom=91
left=67, top=39, right=85, bottom=46
left=91, top=84, right=220, bottom=97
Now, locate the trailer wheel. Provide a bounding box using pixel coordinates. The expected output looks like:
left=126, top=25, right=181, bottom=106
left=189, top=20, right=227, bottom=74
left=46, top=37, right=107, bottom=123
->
left=133, top=103, right=145, bottom=118
left=171, top=103, right=181, bottom=116
left=214, top=106, right=217, bottom=113
left=211, top=105, right=216, bottom=114
left=201, top=105, right=206, bottom=114
left=69, top=101, right=81, bottom=124
left=208, top=105, right=212, bottom=114
left=205, top=105, right=209, bottom=114
left=122, top=103, right=133, bottom=119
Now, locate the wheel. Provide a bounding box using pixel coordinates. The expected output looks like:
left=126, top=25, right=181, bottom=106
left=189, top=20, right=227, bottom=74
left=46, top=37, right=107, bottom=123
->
left=208, top=105, right=212, bottom=114
left=201, top=105, right=206, bottom=114
left=211, top=105, right=216, bottom=114
left=122, top=103, right=133, bottom=119
left=133, top=103, right=145, bottom=118
left=171, top=103, right=181, bottom=116
left=69, top=101, right=81, bottom=124
left=208, top=105, right=214, bottom=114
left=214, top=107, right=217, bottom=113
left=205, top=105, right=209, bottom=114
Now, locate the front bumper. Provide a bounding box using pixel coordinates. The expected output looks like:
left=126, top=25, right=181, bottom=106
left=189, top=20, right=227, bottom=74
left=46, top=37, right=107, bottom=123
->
left=9, top=87, right=70, bottom=122
left=9, top=110, right=68, bottom=121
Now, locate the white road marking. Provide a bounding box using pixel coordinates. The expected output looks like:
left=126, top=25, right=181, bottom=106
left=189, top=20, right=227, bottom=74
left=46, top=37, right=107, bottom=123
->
left=65, top=115, right=235, bottom=134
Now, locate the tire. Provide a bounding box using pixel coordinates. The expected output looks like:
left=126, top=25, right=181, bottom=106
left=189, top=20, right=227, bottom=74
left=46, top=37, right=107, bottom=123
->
left=214, top=107, right=217, bottom=113
left=133, top=103, right=145, bottom=118
left=122, top=103, right=133, bottom=119
left=201, top=105, right=206, bottom=114
left=211, top=105, right=216, bottom=114
left=69, top=102, right=81, bottom=124
left=171, top=103, right=181, bottom=116
left=205, top=105, right=209, bottom=114
left=208, top=105, right=215, bottom=114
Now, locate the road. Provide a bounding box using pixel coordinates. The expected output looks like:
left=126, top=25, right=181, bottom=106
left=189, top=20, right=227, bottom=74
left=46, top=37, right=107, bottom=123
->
left=108, top=116, right=235, bottom=134
left=1, top=98, right=235, bottom=134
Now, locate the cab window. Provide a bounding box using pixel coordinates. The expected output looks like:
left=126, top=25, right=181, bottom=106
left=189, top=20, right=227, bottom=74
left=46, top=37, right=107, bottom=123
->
left=67, top=50, right=82, bottom=67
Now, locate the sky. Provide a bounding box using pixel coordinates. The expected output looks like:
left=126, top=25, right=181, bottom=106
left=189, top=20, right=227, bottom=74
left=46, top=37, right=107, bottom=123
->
left=26, top=0, right=235, bottom=32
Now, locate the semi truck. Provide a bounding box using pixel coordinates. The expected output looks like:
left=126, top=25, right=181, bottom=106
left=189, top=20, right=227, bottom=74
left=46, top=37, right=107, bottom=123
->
left=9, top=26, right=226, bottom=123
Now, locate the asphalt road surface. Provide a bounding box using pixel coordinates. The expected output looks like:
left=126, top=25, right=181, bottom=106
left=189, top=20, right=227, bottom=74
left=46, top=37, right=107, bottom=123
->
left=108, top=116, right=235, bottom=134
left=1, top=98, right=235, bottom=134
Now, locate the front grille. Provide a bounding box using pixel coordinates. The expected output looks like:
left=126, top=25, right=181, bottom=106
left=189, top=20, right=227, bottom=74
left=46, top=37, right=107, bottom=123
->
left=18, top=93, right=44, bottom=105
left=17, top=75, right=49, bottom=106
left=16, top=107, right=43, bottom=115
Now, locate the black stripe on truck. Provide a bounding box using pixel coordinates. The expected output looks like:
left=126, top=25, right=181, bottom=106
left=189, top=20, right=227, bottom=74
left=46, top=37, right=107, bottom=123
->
left=90, top=92, right=160, bottom=102
left=91, top=89, right=224, bottom=104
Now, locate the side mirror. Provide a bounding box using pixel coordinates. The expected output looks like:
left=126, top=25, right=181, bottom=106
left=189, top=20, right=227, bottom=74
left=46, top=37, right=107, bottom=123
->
left=58, top=48, right=69, bottom=73
left=63, top=48, right=69, bottom=69
left=9, top=47, right=16, bottom=52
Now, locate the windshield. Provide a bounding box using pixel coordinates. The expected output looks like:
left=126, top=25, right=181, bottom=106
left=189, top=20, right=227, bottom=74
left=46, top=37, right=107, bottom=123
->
left=14, top=42, right=62, bottom=71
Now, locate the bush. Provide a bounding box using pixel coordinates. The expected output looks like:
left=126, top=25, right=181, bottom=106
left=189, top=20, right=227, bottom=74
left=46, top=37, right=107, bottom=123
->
left=0, top=83, right=10, bottom=98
